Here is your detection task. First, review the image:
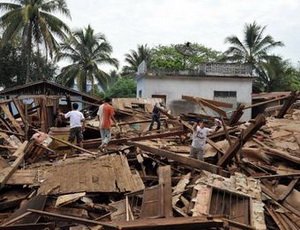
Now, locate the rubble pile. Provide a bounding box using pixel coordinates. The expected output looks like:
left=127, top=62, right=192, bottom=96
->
left=0, top=93, right=299, bottom=230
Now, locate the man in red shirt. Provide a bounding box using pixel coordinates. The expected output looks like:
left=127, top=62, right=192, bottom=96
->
left=97, top=97, right=117, bottom=150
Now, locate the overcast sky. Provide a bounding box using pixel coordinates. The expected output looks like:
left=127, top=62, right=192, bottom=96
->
left=64, top=0, right=300, bottom=69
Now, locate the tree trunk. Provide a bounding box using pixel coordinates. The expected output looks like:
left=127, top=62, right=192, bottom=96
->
left=25, top=22, right=33, bottom=83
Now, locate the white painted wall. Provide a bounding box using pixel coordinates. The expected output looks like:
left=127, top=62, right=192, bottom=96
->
left=137, top=75, right=253, bottom=120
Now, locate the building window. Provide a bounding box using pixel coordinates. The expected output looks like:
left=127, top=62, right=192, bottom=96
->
left=138, top=90, right=142, bottom=98
left=214, top=91, right=237, bottom=98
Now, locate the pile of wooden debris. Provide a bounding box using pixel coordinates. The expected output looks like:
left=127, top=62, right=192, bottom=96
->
left=0, top=92, right=299, bottom=230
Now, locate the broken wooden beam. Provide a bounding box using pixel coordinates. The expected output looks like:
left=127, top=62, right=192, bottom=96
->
left=0, top=104, right=24, bottom=135
left=0, top=223, right=55, bottom=230
left=103, top=217, right=224, bottom=230
left=0, top=141, right=28, bottom=188
left=46, top=134, right=96, bottom=155
left=182, top=95, right=227, bottom=117
left=83, top=129, right=187, bottom=148
left=0, top=129, right=25, bottom=137
left=217, top=114, right=266, bottom=167
left=27, top=209, right=115, bottom=227
left=278, top=178, right=299, bottom=202
left=276, top=91, right=299, bottom=118
left=228, top=104, right=245, bottom=126
left=244, top=94, right=291, bottom=110
left=129, top=141, right=229, bottom=177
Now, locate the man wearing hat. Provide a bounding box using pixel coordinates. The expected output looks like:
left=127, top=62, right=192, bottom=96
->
left=190, top=119, right=213, bottom=161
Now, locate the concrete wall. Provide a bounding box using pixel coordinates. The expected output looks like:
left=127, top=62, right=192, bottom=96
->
left=136, top=75, right=253, bottom=120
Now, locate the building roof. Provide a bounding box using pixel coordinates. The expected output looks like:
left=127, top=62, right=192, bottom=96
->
left=137, top=62, right=255, bottom=79
left=252, top=92, right=291, bottom=100
left=0, top=80, right=100, bottom=103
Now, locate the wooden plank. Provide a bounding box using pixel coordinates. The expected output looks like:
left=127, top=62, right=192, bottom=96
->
left=0, top=212, right=32, bottom=227
left=103, top=217, right=224, bottom=230
left=0, top=129, right=25, bottom=137
left=0, top=104, right=23, bottom=134
left=0, top=223, right=55, bottom=230
left=182, top=95, right=227, bottom=117
left=0, top=141, right=28, bottom=188
left=206, top=138, right=226, bottom=155
left=4, top=195, right=47, bottom=225
left=158, top=166, right=172, bottom=218
left=27, top=209, right=115, bottom=227
left=6, top=169, right=37, bottom=185
left=198, top=97, right=233, bottom=108
left=263, top=147, right=300, bottom=164
left=140, top=185, right=163, bottom=218
left=129, top=141, right=229, bottom=177
left=253, top=173, right=300, bottom=179
left=262, top=185, right=300, bottom=217
left=217, top=114, right=266, bottom=167
left=83, top=130, right=187, bottom=149
left=265, top=206, right=287, bottom=230
left=12, top=98, right=26, bottom=125
left=221, top=117, right=232, bottom=146
left=244, top=94, right=290, bottom=109
left=48, top=134, right=96, bottom=155
left=278, top=178, right=299, bottom=202
left=55, top=192, right=86, bottom=207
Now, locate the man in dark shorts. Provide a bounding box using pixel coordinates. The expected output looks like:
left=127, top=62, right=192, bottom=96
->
left=149, top=103, right=162, bottom=131
left=61, top=103, right=85, bottom=151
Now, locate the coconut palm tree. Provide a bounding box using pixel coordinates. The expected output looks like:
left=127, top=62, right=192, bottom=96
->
left=122, top=44, right=151, bottom=75
left=0, top=0, right=71, bottom=83
left=223, top=22, right=283, bottom=70
left=56, top=25, right=119, bottom=93
left=256, top=58, right=292, bottom=92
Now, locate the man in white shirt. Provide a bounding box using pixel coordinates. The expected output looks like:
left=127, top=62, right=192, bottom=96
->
left=190, top=119, right=213, bottom=161
left=62, top=103, right=85, bottom=150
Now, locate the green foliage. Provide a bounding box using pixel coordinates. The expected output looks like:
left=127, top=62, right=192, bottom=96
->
left=285, top=66, right=300, bottom=91
left=56, top=25, right=118, bottom=93
left=0, top=0, right=71, bottom=83
left=223, top=21, right=284, bottom=66
left=253, top=58, right=300, bottom=92
left=104, top=77, right=136, bottom=98
left=0, top=42, right=24, bottom=87
left=150, top=43, right=223, bottom=71
left=122, top=44, right=151, bottom=75
left=0, top=40, right=58, bottom=88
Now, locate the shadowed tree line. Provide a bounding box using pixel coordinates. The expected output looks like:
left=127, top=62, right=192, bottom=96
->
left=0, top=1, right=299, bottom=95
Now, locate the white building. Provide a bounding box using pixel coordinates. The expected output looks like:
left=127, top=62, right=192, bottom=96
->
left=136, top=63, right=254, bottom=120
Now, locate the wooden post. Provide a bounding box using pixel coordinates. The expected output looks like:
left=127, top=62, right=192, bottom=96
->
left=276, top=91, right=298, bottom=118
left=228, top=104, right=245, bottom=126
left=158, top=166, right=173, bottom=218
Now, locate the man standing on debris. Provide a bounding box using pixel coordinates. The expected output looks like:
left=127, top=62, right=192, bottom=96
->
left=62, top=103, right=85, bottom=151
left=190, top=119, right=213, bottom=161
left=149, top=102, right=163, bottom=131
left=97, top=97, right=117, bottom=150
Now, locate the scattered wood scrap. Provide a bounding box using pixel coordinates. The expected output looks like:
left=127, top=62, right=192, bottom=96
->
left=0, top=93, right=299, bottom=229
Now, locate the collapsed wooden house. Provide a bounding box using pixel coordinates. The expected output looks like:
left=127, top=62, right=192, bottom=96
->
left=0, top=83, right=299, bottom=229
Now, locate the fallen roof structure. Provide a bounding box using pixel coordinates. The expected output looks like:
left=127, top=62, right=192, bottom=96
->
left=0, top=88, right=299, bottom=229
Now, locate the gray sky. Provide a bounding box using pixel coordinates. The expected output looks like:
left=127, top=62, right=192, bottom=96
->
left=65, top=0, right=300, bottom=69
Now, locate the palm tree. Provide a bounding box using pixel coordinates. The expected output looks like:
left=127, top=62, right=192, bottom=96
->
left=0, top=0, right=71, bottom=83
left=223, top=22, right=283, bottom=71
left=56, top=25, right=119, bottom=93
left=256, top=58, right=292, bottom=92
left=122, top=44, right=151, bottom=75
